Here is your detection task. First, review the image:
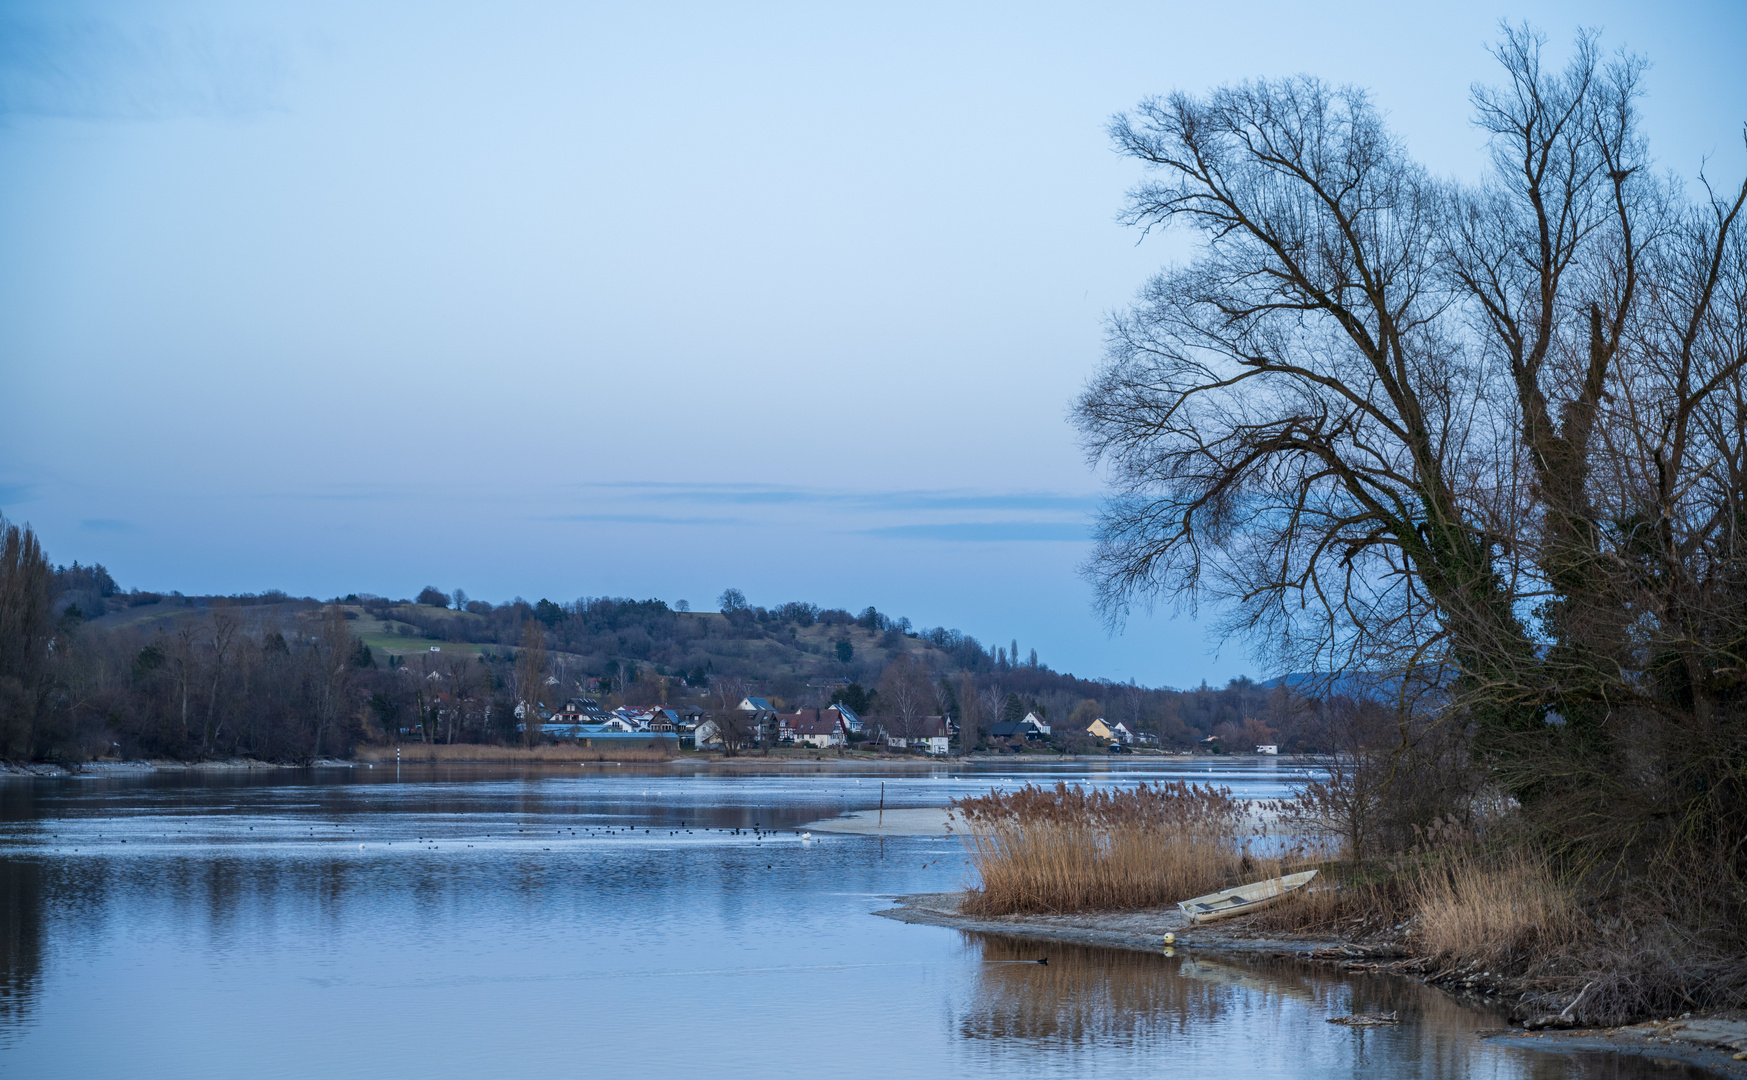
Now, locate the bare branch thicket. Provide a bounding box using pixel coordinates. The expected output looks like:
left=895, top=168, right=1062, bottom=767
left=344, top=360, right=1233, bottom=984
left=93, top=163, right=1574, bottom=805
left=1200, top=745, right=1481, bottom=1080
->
left=514, top=620, right=547, bottom=748
left=706, top=674, right=755, bottom=755
left=1077, top=27, right=1747, bottom=894
left=876, top=653, right=934, bottom=740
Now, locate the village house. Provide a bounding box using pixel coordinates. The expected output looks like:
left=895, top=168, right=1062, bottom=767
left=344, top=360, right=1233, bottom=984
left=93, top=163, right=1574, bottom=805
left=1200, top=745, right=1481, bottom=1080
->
left=1084, top=717, right=1115, bottom=741
left=989, top=716, right=1049, bottom=742
left=825, top=702, right=862, bottom=733
left=556, top=697, right=610, bottom=723
left=778, top=709, right=847, bottom=749
left=883, top=715, right=950, bottom=755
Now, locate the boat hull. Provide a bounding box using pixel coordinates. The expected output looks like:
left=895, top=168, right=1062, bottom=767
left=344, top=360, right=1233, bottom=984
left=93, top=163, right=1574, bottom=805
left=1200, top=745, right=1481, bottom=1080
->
left=1177, top=869, right=1318, bottom=924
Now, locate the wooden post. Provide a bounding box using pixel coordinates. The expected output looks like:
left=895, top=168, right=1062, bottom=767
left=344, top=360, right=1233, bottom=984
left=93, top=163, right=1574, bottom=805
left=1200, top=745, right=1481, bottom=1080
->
left=878, top=781, right=885, bottom=828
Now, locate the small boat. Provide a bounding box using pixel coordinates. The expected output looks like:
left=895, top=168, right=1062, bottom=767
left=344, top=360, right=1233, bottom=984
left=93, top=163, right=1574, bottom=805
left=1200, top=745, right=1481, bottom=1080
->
left=1177, top=869, right=1318, bottom=924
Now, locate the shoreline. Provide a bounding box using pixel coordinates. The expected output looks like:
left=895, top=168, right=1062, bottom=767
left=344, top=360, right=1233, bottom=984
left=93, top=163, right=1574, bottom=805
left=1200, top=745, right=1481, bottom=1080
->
left=4, top=749, right=1261, bottom=776
left=877, top=891, right=1747, bottom=1076
left=1, top=758, right=357, bottom=778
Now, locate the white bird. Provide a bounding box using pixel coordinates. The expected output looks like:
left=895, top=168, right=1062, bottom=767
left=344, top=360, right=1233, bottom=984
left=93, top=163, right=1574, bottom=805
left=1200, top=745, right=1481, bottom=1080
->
left=801, top=832, right=813, bottom=841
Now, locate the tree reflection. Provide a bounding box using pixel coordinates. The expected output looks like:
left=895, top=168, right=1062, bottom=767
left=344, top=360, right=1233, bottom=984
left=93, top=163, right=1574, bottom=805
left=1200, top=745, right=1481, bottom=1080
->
left=0, top=859, right=43, bottom=1045
left=954, top=933, right=1699, bottom=1079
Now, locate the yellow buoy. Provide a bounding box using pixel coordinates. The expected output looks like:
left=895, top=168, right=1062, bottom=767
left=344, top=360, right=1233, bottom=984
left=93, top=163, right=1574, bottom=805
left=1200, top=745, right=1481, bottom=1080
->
left=1163, top=932, right=1175, bottom=945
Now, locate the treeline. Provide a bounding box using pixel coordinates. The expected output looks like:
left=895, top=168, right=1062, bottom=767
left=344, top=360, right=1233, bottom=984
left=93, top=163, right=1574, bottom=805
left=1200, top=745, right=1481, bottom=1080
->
left=0, top=520, right=1321, bottom=761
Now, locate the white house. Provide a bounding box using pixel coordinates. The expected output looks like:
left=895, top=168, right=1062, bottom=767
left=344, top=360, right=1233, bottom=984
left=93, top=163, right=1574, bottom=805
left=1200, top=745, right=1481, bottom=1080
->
left=884, top=716, right=950, bottom=755
left=783, top=710, right=846, bottom=749
left=826, top=703, right=862, bottom=733
left=1020, top=711, right=1051, bottom=735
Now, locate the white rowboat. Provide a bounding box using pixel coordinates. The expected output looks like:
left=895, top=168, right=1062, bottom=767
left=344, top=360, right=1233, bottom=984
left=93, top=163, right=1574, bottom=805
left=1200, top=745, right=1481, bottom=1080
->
left=1177, top=869, right=1318, bottom=924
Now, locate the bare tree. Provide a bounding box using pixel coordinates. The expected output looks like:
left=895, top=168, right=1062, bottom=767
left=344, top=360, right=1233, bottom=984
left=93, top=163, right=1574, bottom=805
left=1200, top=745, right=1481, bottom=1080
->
left=312, top=604, right=352, bottom=759
left=1078, top=26, right=1747, bottom=878
left=445, top=652, right=476, bottom=744
left=705, top=674, right=754, bottom=755
left=977, top=684, right=1006, bottom=738
left=161, top=625, right=195, bottom=749
left=0, top=519, right=55, bottom=757
left=955, top=671, right=982, bottom=751
left=515, top=620, right=547, bottom=747
left=877, top=654, right=934, bottom=741
left=201, top=608, right=238, bottom=755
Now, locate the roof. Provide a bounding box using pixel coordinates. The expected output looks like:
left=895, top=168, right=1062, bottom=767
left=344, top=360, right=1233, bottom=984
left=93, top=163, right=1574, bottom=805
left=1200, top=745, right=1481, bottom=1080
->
left=885, top=715, right=948, bottom=738
left=782, top=710, right=844, bottom=737
left=740, top=697, right=775, bottom=712
left=989, top=719, right=1043, bottom=737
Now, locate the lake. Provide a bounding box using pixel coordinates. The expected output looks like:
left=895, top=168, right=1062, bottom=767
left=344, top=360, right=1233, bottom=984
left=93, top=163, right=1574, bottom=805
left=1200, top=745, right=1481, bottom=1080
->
left=0, top=759, right=1702, bottom=1078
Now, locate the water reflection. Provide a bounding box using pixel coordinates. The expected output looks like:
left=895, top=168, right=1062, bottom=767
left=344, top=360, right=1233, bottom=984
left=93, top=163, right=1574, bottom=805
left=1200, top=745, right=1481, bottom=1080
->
left=0, top=765, right=1715, bottom=1079
left=957, top=935, right=1706, bottom=1079
left=0, top=859, right=42, bottom=1046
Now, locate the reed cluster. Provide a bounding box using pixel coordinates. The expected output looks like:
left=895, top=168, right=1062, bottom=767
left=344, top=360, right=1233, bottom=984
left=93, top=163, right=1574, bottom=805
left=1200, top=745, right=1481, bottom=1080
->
left=1409, top=847, right=1581, bottom=967
left=953, top=781, right=1253, bottom=915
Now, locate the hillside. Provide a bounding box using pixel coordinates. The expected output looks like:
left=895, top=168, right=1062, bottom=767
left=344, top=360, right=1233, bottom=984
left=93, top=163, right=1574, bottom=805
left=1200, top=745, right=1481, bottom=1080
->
left=21, top=562, right=1325, bottom=763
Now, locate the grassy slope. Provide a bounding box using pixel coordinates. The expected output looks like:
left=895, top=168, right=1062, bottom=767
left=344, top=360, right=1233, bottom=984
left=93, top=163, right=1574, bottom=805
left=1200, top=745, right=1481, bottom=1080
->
left=86, top=600, right=954, bottom=690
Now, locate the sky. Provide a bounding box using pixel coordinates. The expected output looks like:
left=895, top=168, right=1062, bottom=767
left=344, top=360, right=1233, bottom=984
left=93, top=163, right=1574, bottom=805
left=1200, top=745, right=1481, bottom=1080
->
left=2, top=0, right=1744, bottom=688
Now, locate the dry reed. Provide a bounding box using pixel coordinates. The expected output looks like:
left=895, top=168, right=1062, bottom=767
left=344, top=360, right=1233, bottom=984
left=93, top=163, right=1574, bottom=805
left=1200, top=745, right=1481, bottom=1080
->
left=1246, top=875, right=1413, bottom=938
left=1410, top=847, right=1581, bottom=967
left=953, top=782, right=1256, bottom=915
left=355, top=743, right=674, bottom=764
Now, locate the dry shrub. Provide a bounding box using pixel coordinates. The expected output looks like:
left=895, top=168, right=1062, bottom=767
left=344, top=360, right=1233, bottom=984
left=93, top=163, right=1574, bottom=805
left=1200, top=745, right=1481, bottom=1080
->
left=1410, top=848, right=1581, bottom=968
left=1246, top=875, right=1412, bottom=938
left=355, top=743, right=673, bottom=764
left=953, top=781, right=1255, bottom=915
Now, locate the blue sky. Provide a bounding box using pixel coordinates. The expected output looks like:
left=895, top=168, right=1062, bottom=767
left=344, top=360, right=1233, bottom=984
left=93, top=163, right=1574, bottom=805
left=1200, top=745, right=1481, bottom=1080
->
left=2, top=0, right=1743, bottom=687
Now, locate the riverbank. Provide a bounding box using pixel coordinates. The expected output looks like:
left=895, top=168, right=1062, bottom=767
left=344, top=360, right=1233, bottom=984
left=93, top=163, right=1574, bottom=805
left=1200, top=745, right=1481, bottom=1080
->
left=354, top=744, right=673, bottom=764
left=877, top=890, right=1747, bottom=1076
left=3, top=748, right=1236, bottom=775
left=1, top=758, right=356, bottom=777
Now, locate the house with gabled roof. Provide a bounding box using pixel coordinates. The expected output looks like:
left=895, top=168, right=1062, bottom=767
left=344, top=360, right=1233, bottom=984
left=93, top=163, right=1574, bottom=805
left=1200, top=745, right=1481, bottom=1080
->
left=779, top=709, right=846, bottom=748
left=883, top=715, right=950, bottom=755
left=825, top=702, right=862, bottom=733
left=990, top=717, right=1049, bottom=742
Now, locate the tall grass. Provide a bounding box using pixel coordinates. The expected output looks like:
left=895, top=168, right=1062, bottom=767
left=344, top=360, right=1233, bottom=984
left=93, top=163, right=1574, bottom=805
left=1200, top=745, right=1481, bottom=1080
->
left=1410, top=847, right=1581, bottom=967
left=952, top=782, right=1258, bottom=915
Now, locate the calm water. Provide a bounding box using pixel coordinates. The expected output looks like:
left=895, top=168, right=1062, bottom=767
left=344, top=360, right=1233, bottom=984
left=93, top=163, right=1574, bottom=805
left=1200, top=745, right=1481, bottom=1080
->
left=0, top=760, right=1699, bottom=1078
